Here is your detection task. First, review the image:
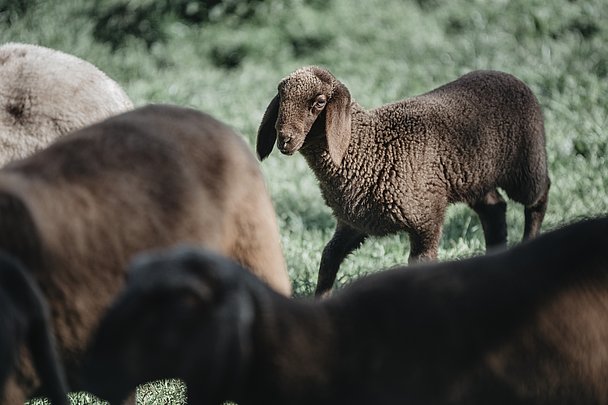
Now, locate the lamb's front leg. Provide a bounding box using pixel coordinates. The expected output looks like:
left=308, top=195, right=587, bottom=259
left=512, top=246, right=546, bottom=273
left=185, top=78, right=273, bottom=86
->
left=315, top=222, right=367, bottom=297
left=407, top=215, right=444, bottom=264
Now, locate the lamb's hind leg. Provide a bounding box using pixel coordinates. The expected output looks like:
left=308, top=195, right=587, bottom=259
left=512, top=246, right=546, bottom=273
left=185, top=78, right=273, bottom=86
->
left=523, top=186, right=549, bottom=240
left=470, top=189, right=508, bottom=250
left=315, top=222, right=367, bottom=297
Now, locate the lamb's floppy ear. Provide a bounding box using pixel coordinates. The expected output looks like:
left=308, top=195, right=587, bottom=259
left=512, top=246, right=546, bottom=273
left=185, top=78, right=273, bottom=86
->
left=256, top=94, right=280, bottom=161
left=325, top=81, right=352, bottom=167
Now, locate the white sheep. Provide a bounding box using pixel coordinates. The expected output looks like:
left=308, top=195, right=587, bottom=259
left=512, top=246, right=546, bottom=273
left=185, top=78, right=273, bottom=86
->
left=0, top=42, right=133, bottom=165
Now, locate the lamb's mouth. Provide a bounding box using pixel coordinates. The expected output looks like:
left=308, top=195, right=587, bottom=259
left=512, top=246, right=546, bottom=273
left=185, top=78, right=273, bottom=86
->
left=278, top=139, right=303, bottom=155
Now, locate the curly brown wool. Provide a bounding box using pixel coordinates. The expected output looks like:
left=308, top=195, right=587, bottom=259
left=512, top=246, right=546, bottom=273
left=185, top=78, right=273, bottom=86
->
left=257, top=66, right=550, bottom=295
left=0, top=43, right=133, bottom=166
left=0, top=105, right=291, bottom=403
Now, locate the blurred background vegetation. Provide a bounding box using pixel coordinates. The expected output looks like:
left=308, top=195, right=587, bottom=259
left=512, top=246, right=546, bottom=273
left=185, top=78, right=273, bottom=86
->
left=2, top=0, right=607, bottom=403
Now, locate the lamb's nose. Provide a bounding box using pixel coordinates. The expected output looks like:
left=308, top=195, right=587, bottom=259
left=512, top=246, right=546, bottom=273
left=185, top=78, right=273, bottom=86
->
left=278, top=136, right=292, bottom=151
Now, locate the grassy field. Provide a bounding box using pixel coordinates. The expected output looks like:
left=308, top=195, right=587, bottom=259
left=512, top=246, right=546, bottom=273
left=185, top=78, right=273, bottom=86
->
left=3, top=0, right=607, bottom=403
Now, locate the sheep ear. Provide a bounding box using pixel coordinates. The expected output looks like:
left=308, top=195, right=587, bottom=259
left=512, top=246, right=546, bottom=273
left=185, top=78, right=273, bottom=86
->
left=256, top=94, right=280, bottom=161
left=325, top=82, right=352, bottom=167
left=27, top=300, right=70, bottom=405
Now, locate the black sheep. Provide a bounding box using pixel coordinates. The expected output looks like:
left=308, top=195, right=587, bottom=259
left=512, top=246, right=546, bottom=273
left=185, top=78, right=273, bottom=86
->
left=83, top=217, right=608, bottom=405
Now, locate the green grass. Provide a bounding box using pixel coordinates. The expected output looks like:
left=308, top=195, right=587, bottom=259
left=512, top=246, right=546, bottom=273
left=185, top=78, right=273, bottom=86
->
left=4, top=0, right=608, bottom=403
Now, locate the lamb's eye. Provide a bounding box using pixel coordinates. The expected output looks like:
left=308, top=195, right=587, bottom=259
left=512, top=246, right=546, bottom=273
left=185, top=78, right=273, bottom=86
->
left=313, top=95, right=327, bottom=109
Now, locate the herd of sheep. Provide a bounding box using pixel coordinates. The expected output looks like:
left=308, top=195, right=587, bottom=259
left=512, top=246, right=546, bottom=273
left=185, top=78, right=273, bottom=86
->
left=0, top=42, right=606, bottom=405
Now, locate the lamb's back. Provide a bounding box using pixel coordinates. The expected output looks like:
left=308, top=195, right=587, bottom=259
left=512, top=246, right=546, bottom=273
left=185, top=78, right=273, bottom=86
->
left=370, top=70, right=545, bottom=203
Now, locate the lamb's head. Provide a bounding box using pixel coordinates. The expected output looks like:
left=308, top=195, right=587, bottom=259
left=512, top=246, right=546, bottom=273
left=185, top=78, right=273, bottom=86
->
left=81, top=246, right=255, bottom=405
left=257, top=66, right=352, bottom=166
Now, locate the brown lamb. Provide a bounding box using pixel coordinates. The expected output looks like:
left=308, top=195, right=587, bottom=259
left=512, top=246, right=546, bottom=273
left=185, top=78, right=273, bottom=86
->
left=257, top=66, right=550, bottom=295
left=82, top=216, right=608, bottom=405
left=0, top=254, right=69, bottom=405
left=0, top=104, right=291, bottom=402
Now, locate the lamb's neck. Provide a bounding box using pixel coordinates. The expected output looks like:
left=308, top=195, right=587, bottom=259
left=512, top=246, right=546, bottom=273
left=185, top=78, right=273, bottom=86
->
left=300, top=102, right=378, bottom=196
